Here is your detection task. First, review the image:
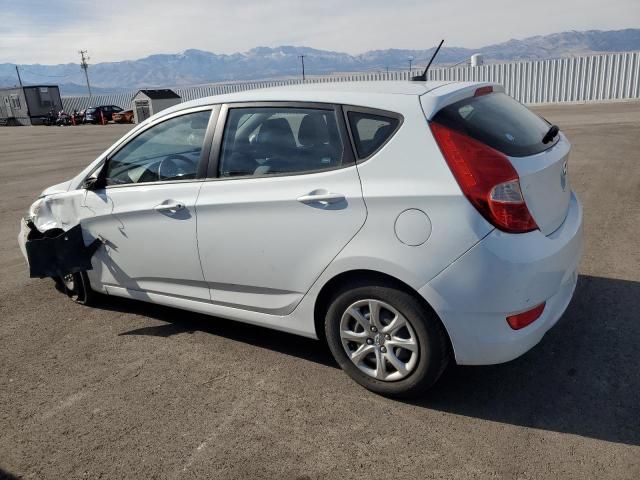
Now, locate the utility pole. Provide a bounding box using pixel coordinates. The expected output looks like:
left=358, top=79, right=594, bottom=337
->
left=298, top=55, right=306, bottom=82
left=78, top=50, right=92, bottom=98
left=408, top=56, right=413, bottom=74
left=16, top=64, right=31, bottom=119
left=15, top=65, right=24, bottom=88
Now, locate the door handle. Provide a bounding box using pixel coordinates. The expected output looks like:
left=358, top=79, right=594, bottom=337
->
left=297, top=192, right=345, bottom=205
left=154, top=202, right=185, bottom=212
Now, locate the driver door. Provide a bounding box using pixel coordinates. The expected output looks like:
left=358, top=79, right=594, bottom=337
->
left=81, top=107, right=214, bottom=302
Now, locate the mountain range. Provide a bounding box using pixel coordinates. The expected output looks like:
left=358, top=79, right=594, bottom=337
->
left=1, top=29, right=639, bottom=95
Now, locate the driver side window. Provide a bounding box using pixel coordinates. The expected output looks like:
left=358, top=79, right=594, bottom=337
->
left=105, top=110, right=211, bottom=185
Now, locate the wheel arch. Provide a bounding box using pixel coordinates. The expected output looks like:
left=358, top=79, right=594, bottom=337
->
left=313, top=269, right=452, bottom=352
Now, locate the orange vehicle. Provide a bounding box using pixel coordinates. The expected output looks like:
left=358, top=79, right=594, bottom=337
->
left=112, top=109, right=135, bottom=124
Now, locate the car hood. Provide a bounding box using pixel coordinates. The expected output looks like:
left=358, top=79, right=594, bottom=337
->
left=41, top=180, right=72, bottom=197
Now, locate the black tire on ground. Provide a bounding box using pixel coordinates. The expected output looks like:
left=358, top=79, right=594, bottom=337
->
left=59, top=271, right=96, bottom=305
left=325, top=282, right=450, bottom=398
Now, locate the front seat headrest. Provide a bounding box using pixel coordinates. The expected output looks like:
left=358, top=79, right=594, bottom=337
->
left=256, top=118, right=296, bottom=157
left=298, top=113, right=330, bottom=147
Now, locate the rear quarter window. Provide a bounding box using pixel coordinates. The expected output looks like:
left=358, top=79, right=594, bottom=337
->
left=432, top=92, right=557, bottom=157
left=347, top=111, right=400, bottom=159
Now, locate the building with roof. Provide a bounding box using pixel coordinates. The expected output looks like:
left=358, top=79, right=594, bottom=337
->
left=132, top=89, right=181, bottom=123
left=0, top=85, right=63, bottom=126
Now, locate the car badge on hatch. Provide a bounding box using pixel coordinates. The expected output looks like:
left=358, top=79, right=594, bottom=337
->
left=561, top=160, right=568, bottom=191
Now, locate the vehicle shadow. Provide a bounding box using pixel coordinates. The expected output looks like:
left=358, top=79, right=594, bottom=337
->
left=103, top=274, right=639, bottom=446
left=412, top=274, right=640, bottom=446
left=98, top=295, right=338, bottom=368
left=0, top=467, right=21, bottom=480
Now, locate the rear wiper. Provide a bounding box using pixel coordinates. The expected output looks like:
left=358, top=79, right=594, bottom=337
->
left=542, top=124, right=560, bottom=144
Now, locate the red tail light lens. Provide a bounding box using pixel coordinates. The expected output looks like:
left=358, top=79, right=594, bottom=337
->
left=506, top=303, right=545, bottom=330
left=474, top=86, right=494, bottom=97
left=430, top=122, right=538, bottom=233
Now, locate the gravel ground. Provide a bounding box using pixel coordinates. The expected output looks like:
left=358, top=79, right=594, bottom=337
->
left=0, top=103, right=639, bottom=479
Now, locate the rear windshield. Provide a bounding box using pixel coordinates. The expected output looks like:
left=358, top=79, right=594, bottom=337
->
left=86, top=108, right=96, bottom=113
left=432, top=92, right=557, bottom=157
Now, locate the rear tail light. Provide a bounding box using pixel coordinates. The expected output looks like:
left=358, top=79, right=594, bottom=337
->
left=506, top=303, right=545, bottom=330
left=429, top=122, right=538, bottom=233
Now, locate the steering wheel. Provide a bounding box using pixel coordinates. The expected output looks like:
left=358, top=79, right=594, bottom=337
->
left=157, top=154, right=194, bottom=181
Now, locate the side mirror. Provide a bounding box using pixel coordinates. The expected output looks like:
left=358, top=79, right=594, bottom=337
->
left=82, top=177, right=102, bottom=190
left=82, top=163, right=107, bottom=190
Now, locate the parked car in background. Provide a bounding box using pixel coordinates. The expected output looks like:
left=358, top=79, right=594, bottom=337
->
left=19, top=82, right=582, bottom=397
left=112, top=109, right=135, bottom=124
left=84, top=105, right=123, bottom=124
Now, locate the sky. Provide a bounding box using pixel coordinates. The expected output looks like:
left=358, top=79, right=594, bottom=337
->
left=1, top=0, right=639, bottom=65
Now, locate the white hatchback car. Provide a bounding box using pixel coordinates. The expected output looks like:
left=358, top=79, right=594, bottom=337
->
left=19, top=81, right=583, bottom=397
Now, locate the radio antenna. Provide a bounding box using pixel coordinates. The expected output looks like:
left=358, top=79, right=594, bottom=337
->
left=412, top=39, right=444, bottom=81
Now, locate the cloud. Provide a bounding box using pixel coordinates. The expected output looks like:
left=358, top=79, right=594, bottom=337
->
left=1, top=0, right=638, bottom=64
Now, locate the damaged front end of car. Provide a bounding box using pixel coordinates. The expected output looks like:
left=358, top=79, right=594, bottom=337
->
left=19, top=193, right=102, bottom=280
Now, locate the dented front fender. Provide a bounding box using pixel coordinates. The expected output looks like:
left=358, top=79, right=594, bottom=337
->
left=20, top=189, right=102, bottom=279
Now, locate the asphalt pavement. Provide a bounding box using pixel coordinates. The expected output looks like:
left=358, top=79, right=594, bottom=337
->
left=0, top=102, right=638, bottom=479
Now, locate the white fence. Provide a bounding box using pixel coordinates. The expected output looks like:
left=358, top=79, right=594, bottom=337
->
left=62, top=51, right=640, bottom=112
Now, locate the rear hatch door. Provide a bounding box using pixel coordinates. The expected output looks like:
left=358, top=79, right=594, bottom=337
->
left=424, top=85, right=571, bottom=235
left=507, top=135, right=571, bottom=235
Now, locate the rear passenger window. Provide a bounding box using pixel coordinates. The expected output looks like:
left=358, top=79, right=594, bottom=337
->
left=432, top=92, right=557, bottom=157
left=219, top=107, right=345, bottom=177
left=348, top=111, right=400, bottom=158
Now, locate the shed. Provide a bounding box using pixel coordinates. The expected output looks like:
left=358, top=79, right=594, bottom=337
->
left=132, top=89, right=181, bottom=123
left=0, top=85, right=63, bottom=126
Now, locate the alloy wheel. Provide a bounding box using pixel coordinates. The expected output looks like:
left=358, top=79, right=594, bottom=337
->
left=339, top=299, right=419, bottom=381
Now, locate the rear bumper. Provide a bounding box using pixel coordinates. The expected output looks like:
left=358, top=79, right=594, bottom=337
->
left=419, top=191, right=583, bottom=365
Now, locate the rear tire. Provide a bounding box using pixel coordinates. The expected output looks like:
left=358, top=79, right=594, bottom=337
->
left=59, top=271, right=95, bottom=305
left=325, top=282, right=449, bottom=398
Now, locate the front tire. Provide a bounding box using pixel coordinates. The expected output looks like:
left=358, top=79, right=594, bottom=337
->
left=59, top=271, right=95, bottom=305
left=325, top=282, right=449, bottom=398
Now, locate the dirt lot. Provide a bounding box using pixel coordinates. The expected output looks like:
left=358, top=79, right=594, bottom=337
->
left=1, top=103, right=639, bottom=479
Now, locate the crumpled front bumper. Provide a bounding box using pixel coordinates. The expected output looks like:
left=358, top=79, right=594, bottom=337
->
left=18, top=219, right=101, bottom=278
left=18, top=219, right=29, bottom=264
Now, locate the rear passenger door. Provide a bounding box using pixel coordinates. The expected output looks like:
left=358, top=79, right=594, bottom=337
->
left=196, top=102, right=366, bottom=315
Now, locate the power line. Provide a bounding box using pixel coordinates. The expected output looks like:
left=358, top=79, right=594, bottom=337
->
left=79, top=50, right=92, bottom=98
left=447, top=58, right=469, bottom=69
